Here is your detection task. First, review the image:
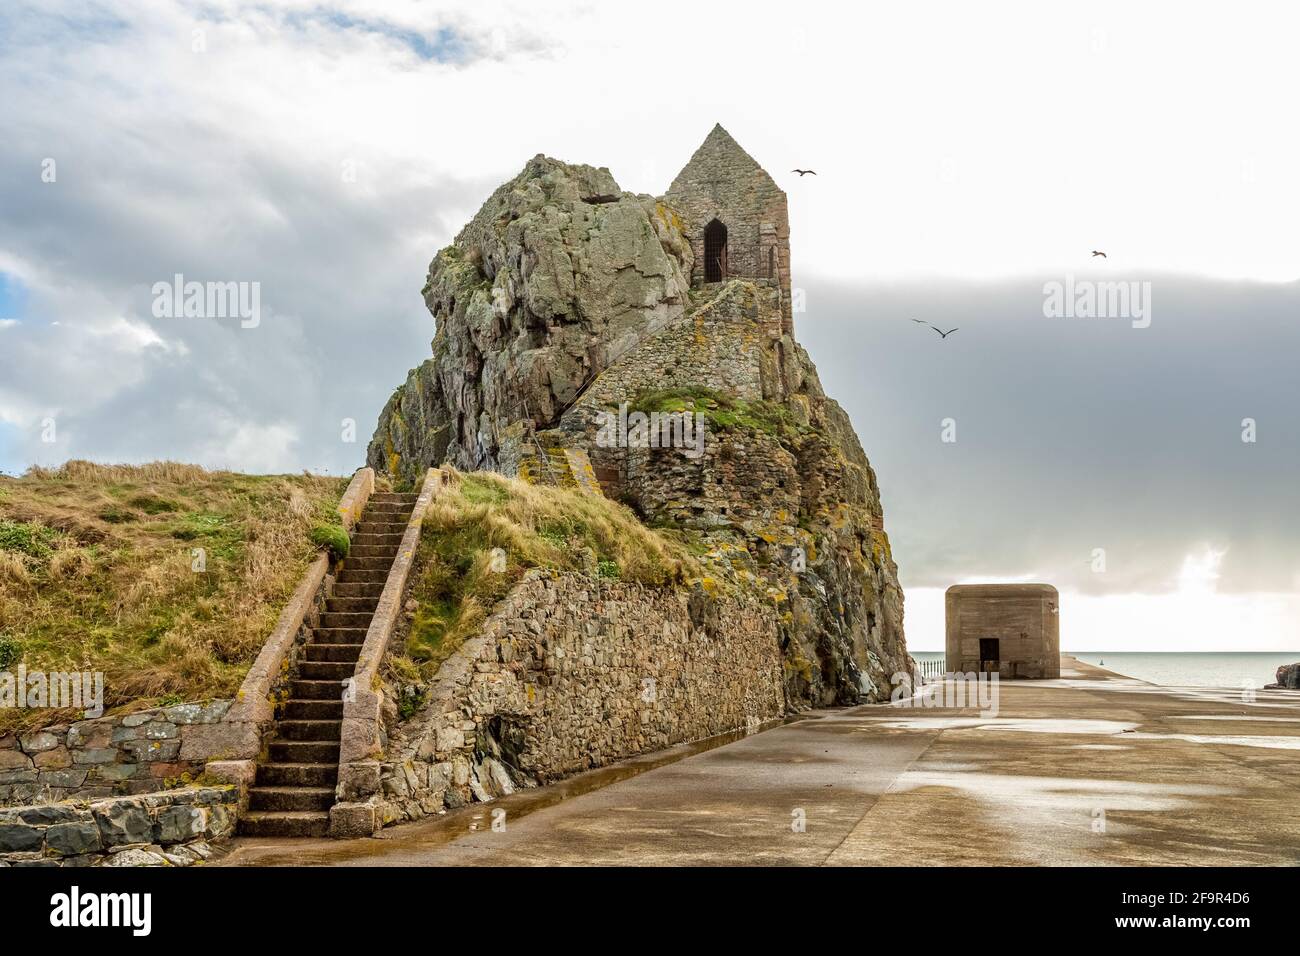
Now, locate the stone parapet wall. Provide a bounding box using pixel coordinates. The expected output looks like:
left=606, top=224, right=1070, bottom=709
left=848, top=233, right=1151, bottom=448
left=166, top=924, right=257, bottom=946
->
left=0, top=700, right=231, bottom=807
left=374, top=571, right=785, bottom=828
left=0, top=785, right=236, bottom=867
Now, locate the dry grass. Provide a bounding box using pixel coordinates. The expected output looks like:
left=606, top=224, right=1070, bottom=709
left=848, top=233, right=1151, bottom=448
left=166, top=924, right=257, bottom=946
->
left=0, top=460, right=347, bottom=731
left=402, top=469, right=698, bottom=669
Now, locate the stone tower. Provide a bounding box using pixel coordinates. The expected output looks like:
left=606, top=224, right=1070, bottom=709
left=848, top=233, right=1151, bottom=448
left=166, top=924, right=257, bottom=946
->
left=663, top=124, right=793, bottom=333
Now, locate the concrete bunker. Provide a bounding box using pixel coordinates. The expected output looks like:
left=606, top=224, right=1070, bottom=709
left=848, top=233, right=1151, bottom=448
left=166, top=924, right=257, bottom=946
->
left=945, top=583, right=1060, bottom=679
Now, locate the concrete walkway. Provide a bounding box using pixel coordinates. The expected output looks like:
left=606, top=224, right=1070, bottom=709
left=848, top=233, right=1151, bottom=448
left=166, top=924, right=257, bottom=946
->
left=222, top=657, right=1300, bottom=866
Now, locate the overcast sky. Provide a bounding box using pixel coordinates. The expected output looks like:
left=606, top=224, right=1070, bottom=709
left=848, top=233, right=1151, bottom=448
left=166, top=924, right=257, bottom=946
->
left=1, top=1, right=1297, bottom=651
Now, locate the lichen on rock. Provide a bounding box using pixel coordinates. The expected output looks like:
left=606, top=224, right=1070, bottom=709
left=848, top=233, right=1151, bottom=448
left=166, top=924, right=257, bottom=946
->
left=369, top=155, right=692, bottom=484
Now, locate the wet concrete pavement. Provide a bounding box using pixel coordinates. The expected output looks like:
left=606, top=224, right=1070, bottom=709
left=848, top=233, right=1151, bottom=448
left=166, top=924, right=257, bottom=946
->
left=222, top=657, right=1300, bottom=866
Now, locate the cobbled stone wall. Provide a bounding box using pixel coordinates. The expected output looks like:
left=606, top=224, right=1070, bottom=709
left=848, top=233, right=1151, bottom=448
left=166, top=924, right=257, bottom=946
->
left=0, top=785, right=237, bottom=867
left=0, top=700, right=231, bottom=806
left=375, top=571, right=785, bottom=826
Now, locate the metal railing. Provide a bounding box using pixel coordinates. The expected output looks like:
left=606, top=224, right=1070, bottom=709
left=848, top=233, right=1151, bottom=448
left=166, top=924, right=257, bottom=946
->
left=915, top=657, right=947, bottom=682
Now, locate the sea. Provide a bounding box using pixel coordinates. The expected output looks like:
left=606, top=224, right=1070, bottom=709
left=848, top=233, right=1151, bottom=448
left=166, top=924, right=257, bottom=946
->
left=908, top=651, right=1298, bottom=690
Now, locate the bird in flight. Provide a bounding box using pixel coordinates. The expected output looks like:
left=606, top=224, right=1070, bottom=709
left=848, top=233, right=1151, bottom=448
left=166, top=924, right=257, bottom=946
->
left=791, top=169, right=817, bottom=176
left=1091, top=250, right=1107, bottom=258
left=911, top=319, right=959, bottom=339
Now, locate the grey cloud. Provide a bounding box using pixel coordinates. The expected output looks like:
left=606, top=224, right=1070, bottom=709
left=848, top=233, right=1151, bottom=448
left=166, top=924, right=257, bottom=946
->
left=0, top=6, right=510, bottom=477
left=798, top=275, right=1300, bottom=595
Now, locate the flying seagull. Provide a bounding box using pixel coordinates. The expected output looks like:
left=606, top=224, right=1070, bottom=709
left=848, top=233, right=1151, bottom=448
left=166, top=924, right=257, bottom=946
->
left=1091, top=250, right=1107, bottom=257
left=911, top=319, right=959, bottom=339
left=791, top=169, right=817, bottom=176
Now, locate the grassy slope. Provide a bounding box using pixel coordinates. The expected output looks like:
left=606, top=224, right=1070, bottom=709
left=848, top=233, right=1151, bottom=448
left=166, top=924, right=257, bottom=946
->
left=0, top=461, right=347, bottom=731
left=394, top=470, right=700, bottom=680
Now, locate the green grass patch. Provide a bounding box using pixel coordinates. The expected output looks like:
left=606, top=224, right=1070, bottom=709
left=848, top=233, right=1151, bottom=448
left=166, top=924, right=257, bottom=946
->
left=310, top=524, right=350, bottom=560
left=128, top=494, right=181, bottom=515
left=628, top=386, right=803, bottom=443
left=0, top=461, right=348, bottom=731
left=0, top=518, right=59, bottom=558
left=401, top=470, right=696, bottom=671
left=0, top=634, right=21, bottom=669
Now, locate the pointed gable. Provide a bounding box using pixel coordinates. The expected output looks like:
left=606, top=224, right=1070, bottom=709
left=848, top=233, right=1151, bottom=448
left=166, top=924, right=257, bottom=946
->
left=667, top=124, right=778, bottom=196
left=662, top=124, right=793, bottom=333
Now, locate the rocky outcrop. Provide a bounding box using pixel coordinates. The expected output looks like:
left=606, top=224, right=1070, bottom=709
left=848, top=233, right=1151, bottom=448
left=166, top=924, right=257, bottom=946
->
left=1268, top=663, right=1300, bottom=689
left=370, top=153, right=908, bottom=710
left=370, top=156, right=692, bottom=484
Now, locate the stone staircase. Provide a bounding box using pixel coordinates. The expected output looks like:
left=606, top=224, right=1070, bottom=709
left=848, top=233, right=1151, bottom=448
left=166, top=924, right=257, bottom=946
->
left=518, top=444, right=603, bottom=497
left=238, top=491, right=418, bottom=838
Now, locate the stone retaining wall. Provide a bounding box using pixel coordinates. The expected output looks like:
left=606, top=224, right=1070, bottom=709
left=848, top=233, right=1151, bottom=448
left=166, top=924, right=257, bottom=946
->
left=0, top=785, right=237, bottom=867
left=0, top=700, right=231, bottom=806
left=374, top=571, right=785, bottom=828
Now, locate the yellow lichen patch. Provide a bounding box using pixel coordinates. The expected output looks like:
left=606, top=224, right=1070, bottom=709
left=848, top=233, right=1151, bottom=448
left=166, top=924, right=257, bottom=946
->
left=654, top=201, right=684, bottom=234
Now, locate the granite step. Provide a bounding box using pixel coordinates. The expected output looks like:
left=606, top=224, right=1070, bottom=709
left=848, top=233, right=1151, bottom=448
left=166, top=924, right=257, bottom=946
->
left=335, top=569, right=390, bottom=584
left=276, top=720, right=342, bottom=741
left=348, top=545, right=401, bottom=559
left=282, top=699, right=344, bottom=720
left=303, top=643, right=364, bottom=662
left=255, top=763, right=337, bottom=788
left=298, top=660, right=357, bottom=681
left=325, top=596, right=379, bottom=614
left=239, top=811, right=330, bottom=838
left=310, top=627, right=369, bottom=645
left=319, top=611, right=372, bottom=629
left=269, top=740, right=340, bottom=763
left=333, top=582, right=384, bottom=598
left=247, top=786, right=335, bottom=812
left=289, top=678, right=348, bottom=700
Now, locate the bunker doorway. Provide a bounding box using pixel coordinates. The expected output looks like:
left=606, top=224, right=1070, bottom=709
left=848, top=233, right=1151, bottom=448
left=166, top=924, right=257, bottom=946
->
left=979, top=638, right=1000, bottom=673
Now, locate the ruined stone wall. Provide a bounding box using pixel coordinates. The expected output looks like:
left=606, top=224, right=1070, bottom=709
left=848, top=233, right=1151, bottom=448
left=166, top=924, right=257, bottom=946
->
left=374, top=571, right=785, bottom=827
left=0, top=700, right=231, bottom=806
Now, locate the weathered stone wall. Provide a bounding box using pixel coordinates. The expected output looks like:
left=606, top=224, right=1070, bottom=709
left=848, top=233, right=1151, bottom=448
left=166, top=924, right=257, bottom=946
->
left=0, top=785, right=236, bottom=867
left=664, top=124, right=792, bottom=331
left=562, top=281, right=784, bottom=426
left=0, top=700, right=230, bottom=806
left=374, top=571, right=785, bottom=827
